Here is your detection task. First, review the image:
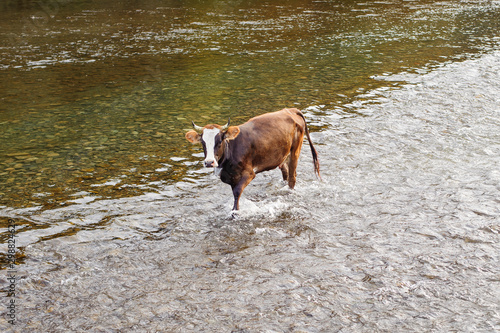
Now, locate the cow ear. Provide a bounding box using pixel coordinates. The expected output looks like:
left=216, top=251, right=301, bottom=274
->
left=224, top=126, right=240, bottom=140
left=185, top=130, right=201, bottom=143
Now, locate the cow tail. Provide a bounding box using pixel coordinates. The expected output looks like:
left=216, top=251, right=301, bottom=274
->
left=298, top=110, right=322, bottom=181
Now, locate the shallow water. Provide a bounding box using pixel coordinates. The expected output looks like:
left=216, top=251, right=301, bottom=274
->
left=1, top=0, right=500, bottom=332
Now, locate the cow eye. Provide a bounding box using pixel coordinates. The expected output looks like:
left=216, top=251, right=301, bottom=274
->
left=214, top=134, right=222, bottom=147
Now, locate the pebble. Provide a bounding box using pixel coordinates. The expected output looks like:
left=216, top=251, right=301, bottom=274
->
left=6, top=152, right=29, bottom=158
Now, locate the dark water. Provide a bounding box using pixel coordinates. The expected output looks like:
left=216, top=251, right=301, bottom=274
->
left=1, top=0, right=500, bottom=331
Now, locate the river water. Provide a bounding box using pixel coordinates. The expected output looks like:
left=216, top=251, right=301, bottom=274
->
left=1, top=0, right=500, bottom=332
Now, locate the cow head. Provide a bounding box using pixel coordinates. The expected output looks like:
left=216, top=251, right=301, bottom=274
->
left=185, top=118, right=240, bottom=168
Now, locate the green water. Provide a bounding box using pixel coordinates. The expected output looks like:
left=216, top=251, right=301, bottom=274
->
left=1, top=0, right=499, bottom=208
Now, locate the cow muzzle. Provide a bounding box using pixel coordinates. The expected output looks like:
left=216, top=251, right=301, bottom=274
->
left=204, top=159, right=218, bottom=168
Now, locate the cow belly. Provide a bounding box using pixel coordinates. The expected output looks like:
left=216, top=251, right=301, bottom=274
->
left=252, top=146, right=291, bottom=174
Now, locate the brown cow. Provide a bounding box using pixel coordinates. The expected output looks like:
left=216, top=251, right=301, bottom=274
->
left=185, top=108, right=321, bottom=211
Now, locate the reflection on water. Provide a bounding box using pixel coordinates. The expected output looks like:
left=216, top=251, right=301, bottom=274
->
left=0, top=0, right=500, bottom=331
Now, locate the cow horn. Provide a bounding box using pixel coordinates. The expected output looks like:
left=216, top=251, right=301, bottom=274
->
left=221, top=118, right=230, bottom=130
left=192, top=121, right=204, bottom=132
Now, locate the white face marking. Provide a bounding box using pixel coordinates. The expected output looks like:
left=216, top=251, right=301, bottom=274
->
left=202, top=128, right=220, bottom=167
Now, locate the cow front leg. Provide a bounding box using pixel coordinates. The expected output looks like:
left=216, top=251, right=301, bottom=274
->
left=231, top=171, right=255, bottom=210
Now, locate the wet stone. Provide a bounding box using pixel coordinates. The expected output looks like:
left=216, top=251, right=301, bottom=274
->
left=6, top=152, right=30, bottom=158
left=12, top=155, right=32, bottom=160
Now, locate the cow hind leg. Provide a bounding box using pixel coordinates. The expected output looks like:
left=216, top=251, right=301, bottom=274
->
left=279, top=155, right=290, bottom=181
left=288, top=137, right=304, bottom=190
left=231, top=171, right=255, bottom=210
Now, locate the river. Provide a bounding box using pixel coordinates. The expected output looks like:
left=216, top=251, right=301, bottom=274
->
left=1, top=0, right=499, bottom=332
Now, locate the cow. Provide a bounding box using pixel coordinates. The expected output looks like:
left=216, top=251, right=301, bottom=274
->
left=185, top=108, right=321, bottom=211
